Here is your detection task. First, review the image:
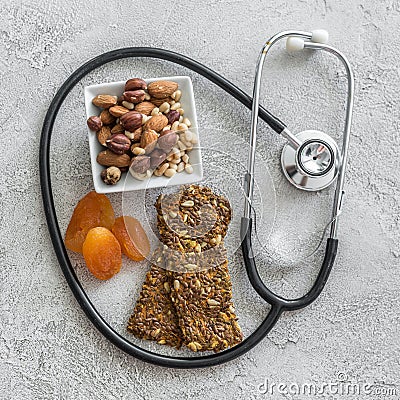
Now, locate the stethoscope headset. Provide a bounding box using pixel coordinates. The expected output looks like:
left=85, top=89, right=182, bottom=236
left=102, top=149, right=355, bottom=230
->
left=40, top=29, right=354, bottom=368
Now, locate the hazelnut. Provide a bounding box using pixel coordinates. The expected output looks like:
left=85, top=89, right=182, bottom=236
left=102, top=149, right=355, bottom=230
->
left=166, top=110, right=180, bottom=125
left=87, top=116, right=103, bottom=131
left=149, top=148, right=167, bottom=168
left=106, top=133, right=131, bottom=154
left=130, top=155, right=151, bottom=174
left=157, top=130, right=178, bottom=152
left=125, top=78, right=147, bottom=91
left=101, top=166, right=121, bottom=185
left=120, top=111, right=142, bottom=132
left=140, top=129, right=158, bottom=154
left=123, top=90, right=146, bottom=104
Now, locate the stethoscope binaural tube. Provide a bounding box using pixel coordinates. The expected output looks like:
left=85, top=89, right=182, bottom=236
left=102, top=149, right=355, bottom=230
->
left=242, top=30, right=354, bottom=309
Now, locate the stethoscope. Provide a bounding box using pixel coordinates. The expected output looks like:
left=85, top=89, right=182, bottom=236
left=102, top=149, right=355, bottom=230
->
left=40, top=29, right=353, bottom=369
left=242, top=29, right=354, bottom=311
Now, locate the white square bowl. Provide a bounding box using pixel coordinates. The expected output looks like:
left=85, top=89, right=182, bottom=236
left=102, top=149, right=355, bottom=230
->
left=84, top=76, right=203, bottom=193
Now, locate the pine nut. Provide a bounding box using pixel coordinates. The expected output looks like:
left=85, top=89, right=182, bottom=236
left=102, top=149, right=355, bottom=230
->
left=171, top=147, right=180, bottom=157
left=172, top=90, right=182, bottom=101
left=169, top=163, right=178, bottom=171
left=171, top=121, right=179, bottom=131
left=164, top=168, right=176, bottom=178
left=125, top=131, right=135, bottom=140
left=184, top=130, right=193, bottom=142
left=181, top=200, right=194, bottom=207
left=182, top=154, right=189, bottom=163
left=177, top=140, right=186, bottom=151
left=178, top=123, right=188, bottom=131
left=158, top=163, right=169, bottom=175
left=170, top=102, right=181, bottom=111
left=191, top=132, right=198, bottom=144
left=177, top=162, right=185, bottom=172
left=122, top=101, right=134, bottom=110
left=177, top=108, right=185, bottom=115
left=144, top=93, right=151, bottom=100
left=151, top=107, right=160, bottom=116
left=185, top=163, right=193, bottom=174
left=159, top=102, right=170, bottom=113
left=141, top=114, right=148, bottom=124
left=179, top=115, right=183, bottom=123
left=182, top=117, right=191, bottom=127
left=162, top=125, right=171, bottom=131
left=169, top=157, right=181, bottom=164
left=133, top=147, right=146, bottom=155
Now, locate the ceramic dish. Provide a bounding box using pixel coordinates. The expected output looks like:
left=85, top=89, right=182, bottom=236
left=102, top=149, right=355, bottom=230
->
left=84, top=76, right=203, bottom=193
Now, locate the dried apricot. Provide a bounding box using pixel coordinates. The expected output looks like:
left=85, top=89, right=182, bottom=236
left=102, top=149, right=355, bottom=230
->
left=82, top=227, right=121, bottom=280
left=65, top=191, right=115, bottom=253
left=112, top=216, right=150, bottom=261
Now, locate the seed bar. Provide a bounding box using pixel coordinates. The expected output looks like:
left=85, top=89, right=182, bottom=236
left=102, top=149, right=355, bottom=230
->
left=127, top=248, right=182, bottom=349
left=168, top=259, right=243, bottom=353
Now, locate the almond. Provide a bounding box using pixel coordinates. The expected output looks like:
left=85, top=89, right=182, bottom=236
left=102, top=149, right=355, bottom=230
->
left=148, top=81, right=178, bottom=99
left=97, top=150, right=131, bottom=167
left=92, top=95, right=117, bottom=108
left=109, top=105, right=130, bottom=117
left=97, top=126, right=111, bottom=146
left=135, top=101, right=156, bottom=116
left=140, top=129, right=158, bottom=154
left=100, top=109, right=116, bottom=125
left=150, top=96, right=174, bottom=107
left=111, top=124, right=124, bottom=134
left=145, top=114, right=168, bottom=132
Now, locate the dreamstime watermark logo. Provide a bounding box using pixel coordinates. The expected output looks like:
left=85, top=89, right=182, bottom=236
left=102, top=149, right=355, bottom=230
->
left=257, top=372, right=398, bottom=397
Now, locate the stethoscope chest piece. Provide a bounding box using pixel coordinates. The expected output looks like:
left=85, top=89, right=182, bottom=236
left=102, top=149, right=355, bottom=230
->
left=281, top=130, right=341, bottom=191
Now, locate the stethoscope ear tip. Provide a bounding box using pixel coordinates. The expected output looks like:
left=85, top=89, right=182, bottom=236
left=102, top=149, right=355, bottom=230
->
left=286, top=30, right=329, bottom=52
left=311, top=29, right=329, bottom=44
left=286, top=37, right=305, bottom=52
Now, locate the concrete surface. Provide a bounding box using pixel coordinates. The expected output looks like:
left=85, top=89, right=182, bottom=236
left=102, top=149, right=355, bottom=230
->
left=1, top=0, right=399, bottom=399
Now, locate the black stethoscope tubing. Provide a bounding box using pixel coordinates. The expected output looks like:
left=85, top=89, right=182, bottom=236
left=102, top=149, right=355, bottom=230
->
left=40, top=47, right=337, bottom=368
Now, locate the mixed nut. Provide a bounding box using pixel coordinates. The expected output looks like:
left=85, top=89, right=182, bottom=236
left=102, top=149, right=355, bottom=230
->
left=87, top=78, right=198, bottom=185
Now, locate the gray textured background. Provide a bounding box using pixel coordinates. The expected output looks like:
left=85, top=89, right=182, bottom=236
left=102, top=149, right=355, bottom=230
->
left=1, top=0, right=399, bottom=399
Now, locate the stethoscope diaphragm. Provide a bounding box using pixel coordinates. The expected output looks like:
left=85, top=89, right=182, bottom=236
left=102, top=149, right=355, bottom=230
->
left=281, top=130, right=341, bottom=191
